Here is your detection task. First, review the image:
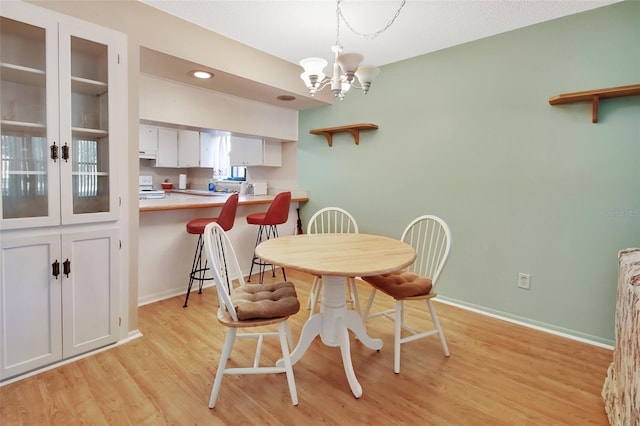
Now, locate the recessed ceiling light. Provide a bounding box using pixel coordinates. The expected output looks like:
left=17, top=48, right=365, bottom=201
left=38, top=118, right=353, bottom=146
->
left=191, top=70, right=212, bottom=79
left=277, top=95, right=295, bottom=101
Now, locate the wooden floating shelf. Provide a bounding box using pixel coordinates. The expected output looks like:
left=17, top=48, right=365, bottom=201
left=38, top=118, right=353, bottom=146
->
left=548, top=84, right=640, bottom=123
left=309, top=123, right=378, bottom=147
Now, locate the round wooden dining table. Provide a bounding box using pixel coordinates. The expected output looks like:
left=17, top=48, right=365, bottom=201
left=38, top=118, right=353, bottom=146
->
left=255, top=233, right=416, bottom=398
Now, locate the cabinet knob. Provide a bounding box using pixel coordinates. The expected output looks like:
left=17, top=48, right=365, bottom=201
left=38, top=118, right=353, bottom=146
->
left=50, top=142, right=59, bottom=162
left=63, top=259, right=71, bottom=277
left=52, top=260, right=60, bottom=279
left=61, top=143, right=70, bottom=162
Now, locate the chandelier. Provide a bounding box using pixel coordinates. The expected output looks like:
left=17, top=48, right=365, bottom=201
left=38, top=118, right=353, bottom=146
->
left=299, top=0, right=406, bottom=100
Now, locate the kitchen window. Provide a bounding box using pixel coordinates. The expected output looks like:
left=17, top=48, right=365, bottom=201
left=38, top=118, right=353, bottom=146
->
left=230, top=166, right=246, bottom=180
left=213, top=134, right=245, bottom=181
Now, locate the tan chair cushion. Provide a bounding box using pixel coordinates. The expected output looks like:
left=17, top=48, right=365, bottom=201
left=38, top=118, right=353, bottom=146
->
left=363, top=271, right=433, bottom=299
left=231, top=281, right=300, bottom=320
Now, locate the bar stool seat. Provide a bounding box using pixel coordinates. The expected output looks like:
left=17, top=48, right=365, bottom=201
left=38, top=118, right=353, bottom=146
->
left=187, top=217, right=219, bottom=234
left=184, top=193, right=239, bottom=307
left=247, top=191, right=291, bottom=283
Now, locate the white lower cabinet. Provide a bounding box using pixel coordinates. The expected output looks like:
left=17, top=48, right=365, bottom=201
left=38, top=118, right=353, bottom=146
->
left=0, top=228, right=119, bottom=380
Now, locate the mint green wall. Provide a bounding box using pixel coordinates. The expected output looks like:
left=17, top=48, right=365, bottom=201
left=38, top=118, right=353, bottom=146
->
left=298, top=1, right=639, bottom=345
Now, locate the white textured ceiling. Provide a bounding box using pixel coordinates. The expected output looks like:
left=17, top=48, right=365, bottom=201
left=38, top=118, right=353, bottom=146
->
left=140, top=0, right=622, bottom=68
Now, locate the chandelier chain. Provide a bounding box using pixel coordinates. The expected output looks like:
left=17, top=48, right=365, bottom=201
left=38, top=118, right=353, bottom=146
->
left=336, top=0, right=406, bottom=43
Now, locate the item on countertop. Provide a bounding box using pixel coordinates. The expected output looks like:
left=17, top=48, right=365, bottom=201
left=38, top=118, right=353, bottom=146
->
left=162, top=178, right=173, bottom=190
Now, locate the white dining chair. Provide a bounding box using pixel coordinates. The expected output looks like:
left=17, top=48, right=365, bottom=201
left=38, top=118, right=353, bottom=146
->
left=306, top=207, right=361, bottom=318
left=361, top=215, right=452, bottom=373
left=203, top=221, right=300, bottom=408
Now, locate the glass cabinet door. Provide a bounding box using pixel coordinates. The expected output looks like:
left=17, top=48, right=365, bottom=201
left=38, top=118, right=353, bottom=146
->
left=70, top=36, right=110, bottom=216
left=0, top=16, right=60, bottom=228
left=58, top=25, right=119, bottom=224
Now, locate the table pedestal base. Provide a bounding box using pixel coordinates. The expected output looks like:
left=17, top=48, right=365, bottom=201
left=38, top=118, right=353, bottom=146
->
left=277, top=275, right=382, bottom=398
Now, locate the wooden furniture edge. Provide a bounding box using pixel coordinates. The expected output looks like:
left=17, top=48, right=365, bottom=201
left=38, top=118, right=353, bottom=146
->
left=309, top=123, right=378, bottom=147
left=548, top=84, right=640, bottom=123
left=140, top=195, right=309, bottom=212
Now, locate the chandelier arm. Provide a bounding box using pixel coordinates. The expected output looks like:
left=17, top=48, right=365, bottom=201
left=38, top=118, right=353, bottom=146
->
left=318, top=79, right=333, bottom=91
left=312, top=78, right=333, bottom=93
left=338, top=0, right=407, bottom=40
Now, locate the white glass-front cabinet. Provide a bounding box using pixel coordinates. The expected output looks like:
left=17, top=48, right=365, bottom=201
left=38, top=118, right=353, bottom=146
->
left=0, top=2, right=125, bottom=381
left=1, top=4, right=122, bottom=229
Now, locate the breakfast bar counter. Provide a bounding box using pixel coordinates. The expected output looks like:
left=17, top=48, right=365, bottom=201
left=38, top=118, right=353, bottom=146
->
left=138, top=190, right=308, bottom=305
left=139, top=190, right=309, bottom=212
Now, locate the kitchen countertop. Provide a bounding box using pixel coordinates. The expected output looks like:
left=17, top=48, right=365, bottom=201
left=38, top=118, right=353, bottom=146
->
left=139, top=190, right=309, bottom=212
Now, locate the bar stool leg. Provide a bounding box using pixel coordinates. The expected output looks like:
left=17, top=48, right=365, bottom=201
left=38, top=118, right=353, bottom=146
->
left=184, top=234, right=211, bottom=307
left=265, top=225, right=285, bottom=281
left=248, top=224, right=286, bottom=283
left=184, top=235, right=202, bottom=307
left=248, top=225, right=264, bottom=282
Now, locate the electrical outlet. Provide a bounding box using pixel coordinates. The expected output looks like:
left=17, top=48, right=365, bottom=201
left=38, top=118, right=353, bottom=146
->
left=518, top=273, right=531, bottom=290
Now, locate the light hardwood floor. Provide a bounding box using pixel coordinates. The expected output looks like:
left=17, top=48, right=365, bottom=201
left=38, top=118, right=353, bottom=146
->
left=1, top=269, right=612, bottom=425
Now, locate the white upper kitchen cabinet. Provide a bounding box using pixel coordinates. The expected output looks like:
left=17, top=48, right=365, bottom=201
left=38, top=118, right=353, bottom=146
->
left=230, top=135, right=281, bottom=167
left=177, top=129, right=199, bottom=168
left=198, top=131, right=216, bottom=168
left=139, top=124, right=158, bottom=159
left=0, top=1, right=126, bottom=382
left=156, top=127, right=178, bottom=167
left=262, top=140, right=282, bottom=167
left=151, top=126, right=215, bottom=168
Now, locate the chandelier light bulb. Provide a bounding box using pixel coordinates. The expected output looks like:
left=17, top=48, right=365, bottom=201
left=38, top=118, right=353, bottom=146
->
left=354, top=65, right=380, bottom=94
left=299, top=57, right=328, bottom=78
left=336, top=53, right=363, bottom=75
left=300, top=57, right=329, bottom=95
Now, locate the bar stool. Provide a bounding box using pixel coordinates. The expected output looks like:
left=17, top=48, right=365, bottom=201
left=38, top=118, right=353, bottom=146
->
left=183, top=193, right=239, bottom=307
left=247, top=191, right=291, bottom=283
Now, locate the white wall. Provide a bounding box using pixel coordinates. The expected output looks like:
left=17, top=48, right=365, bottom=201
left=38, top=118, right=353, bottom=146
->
left=139, top=74, right=299, bottom=141
left=297, top=1, right=640, bottom=345
left=138, top=203, right=299, bottom=305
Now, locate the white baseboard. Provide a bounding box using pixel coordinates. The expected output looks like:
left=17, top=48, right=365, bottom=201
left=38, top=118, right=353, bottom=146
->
left=435, top=297, right=614, bottom=350
left=0, top=330, right=144, bottom=387
left=139, top=277, right=615, bottom=349
left=137, top=267, right=273, bottom=306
